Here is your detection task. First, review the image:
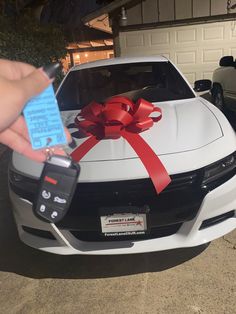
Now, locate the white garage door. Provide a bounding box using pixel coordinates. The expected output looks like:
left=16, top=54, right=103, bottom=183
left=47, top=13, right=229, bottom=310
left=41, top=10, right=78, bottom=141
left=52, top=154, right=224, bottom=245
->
left=119, top=20, right=236, bottom=85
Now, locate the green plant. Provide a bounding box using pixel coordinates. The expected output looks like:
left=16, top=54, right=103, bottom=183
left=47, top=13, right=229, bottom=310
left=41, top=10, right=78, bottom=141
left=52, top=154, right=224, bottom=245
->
left=0, top=11, right=67, bottom=87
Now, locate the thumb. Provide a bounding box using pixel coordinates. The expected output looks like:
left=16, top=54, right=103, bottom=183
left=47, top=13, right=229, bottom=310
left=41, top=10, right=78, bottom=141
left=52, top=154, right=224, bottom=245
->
left=17, top=67, right=53, bottom=102
left=0, top=67, right=53, bottom=132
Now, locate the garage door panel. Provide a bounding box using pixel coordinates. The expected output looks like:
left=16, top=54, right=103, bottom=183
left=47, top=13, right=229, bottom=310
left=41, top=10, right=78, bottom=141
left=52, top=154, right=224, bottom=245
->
left=202, top=49, right=224, bottom=63
left=151, top=32, right=170, bottom=45
left=182, top=72, right=196, bottom=84
left=203, top=72, right=213, bottom=80
left=230, top=48, right=236, bottom=56
left=119, top=20, right=235, bottom=84
left=126, top=34, right=145, bottom=47
left=154, top=52, right=171, bottom=59
left=176, top=51, right=196, bottom=65
left=230, top=26, right=236, bottom=39
left=203, top=26, right=224, bottom=41
left=175, top=29, right=196, bottom=43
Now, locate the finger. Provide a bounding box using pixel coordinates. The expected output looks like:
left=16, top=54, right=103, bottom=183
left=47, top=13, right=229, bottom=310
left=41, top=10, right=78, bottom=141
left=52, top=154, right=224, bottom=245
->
left=0, top=59, right=35, bottom=80
left=16, top=67, right=52, bottom=102
left=0, top=128, right=46, bottom=162
left=0, top=126, right=69, bottom=162
left=9, top=115, right=29, bottom=141
left=8, top=117, right=71, bottom=159
left=0, top=69, right=51, bottom=132
left=64, top=127, right=72, bottom=143
left=51, top=147, right=67, bottom=156
left=12, top=61, right=35, bottom=78
left=10, top=117, right=72, bottom=144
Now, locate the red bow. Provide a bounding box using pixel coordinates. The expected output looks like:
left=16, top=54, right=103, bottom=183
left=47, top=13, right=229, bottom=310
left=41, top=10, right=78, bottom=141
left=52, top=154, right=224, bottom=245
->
left=71, top=96, right=171, bottom=193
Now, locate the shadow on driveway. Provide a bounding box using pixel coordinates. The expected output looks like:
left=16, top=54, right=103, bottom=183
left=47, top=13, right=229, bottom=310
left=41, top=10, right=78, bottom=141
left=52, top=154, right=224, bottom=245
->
left=0, top=149, right=208, bottom=280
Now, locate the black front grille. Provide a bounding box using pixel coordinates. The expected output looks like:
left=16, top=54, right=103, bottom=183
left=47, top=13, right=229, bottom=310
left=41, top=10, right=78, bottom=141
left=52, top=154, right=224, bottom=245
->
left=10, top=166, right=207, bottom=242
left=61, top=170, right=201, bottom=218
left=71, top=223, right=182, bottom=242
left=10, top=153, right=236, bottom=242
left=56, top=170, right=205, bottom=242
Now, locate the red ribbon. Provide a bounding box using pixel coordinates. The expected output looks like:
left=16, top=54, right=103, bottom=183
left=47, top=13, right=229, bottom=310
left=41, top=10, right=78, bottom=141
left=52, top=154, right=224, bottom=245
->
left=71, top=96, right=171, bottom=194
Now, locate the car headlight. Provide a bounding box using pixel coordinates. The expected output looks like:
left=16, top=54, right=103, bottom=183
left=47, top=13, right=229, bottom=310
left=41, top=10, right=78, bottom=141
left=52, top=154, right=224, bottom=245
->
left=8, top=167, right=38, bottom=201
left=202, top=153, right=236, bottom=186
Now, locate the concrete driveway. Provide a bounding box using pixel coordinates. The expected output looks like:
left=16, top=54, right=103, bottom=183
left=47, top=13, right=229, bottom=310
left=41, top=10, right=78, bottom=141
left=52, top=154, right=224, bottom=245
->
left=0, top=147, right=235, bottom=314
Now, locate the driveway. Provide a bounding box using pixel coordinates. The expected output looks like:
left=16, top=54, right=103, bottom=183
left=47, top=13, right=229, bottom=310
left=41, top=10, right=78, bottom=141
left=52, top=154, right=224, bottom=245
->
left=0, top=146, right=235, bottom=314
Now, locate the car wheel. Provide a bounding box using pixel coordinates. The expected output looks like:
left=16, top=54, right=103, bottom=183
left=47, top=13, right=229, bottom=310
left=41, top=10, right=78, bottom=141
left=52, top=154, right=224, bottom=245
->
left=212, top=86, right=224, bottom=110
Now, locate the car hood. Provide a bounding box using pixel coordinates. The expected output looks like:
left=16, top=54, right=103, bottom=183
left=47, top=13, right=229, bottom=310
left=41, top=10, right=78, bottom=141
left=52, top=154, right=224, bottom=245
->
left=62, top=98, right=223, bottom=162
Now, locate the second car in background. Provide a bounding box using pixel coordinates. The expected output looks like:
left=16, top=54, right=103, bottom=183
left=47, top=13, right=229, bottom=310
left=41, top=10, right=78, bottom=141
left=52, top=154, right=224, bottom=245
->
left=212, top=56, right=236, bottom=111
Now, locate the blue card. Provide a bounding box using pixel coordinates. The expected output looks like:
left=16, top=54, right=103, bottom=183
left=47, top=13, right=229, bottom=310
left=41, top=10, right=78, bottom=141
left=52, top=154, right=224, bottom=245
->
left=23, top=85, right=67, bottom=150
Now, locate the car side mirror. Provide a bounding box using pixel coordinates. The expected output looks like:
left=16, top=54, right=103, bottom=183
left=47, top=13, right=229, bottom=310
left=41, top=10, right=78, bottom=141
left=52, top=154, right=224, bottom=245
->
left=194, top=79, right=212, bottom=92
left=219, top=56, right=234, bottom=67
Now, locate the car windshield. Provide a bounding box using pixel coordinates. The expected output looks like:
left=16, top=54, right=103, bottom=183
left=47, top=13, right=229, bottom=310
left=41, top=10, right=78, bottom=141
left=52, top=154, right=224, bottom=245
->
left=57, top=61, right=195, bottom=111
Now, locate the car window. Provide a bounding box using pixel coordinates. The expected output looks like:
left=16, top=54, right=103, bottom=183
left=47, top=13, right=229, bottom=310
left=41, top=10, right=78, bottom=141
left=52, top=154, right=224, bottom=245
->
left=57, top=61, right=195, bottom=111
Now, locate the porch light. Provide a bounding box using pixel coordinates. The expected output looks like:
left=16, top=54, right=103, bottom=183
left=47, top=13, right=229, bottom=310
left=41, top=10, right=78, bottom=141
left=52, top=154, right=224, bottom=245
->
left=120, top=7, right=127, bottom=26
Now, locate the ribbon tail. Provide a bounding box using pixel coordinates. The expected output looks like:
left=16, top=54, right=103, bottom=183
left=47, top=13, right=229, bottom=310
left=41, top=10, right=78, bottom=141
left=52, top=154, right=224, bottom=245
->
left=70, top=136, right=100, bottom=162
left=122, top=131, right=171, bottom=194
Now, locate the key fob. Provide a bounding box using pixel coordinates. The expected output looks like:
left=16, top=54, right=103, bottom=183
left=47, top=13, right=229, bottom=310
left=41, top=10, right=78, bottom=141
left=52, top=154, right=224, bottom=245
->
left=33, top=155, right=80, bottom=223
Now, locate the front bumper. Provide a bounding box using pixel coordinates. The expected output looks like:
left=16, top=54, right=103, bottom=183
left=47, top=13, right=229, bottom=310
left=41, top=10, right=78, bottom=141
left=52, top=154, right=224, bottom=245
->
left=9, top=174, right=236, bottom=255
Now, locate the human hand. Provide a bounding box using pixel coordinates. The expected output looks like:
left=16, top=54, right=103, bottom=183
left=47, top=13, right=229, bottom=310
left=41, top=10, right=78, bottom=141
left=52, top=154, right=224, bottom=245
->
left=0, top=59, right=71, bottom=162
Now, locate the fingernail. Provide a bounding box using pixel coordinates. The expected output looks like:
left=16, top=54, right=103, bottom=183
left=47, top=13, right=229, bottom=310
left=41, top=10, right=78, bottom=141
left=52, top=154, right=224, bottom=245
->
left=42, top=63, right=60, bottom=79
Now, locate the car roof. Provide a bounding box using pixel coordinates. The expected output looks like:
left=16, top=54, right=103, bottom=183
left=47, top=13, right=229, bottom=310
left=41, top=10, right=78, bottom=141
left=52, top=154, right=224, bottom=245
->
left=70, top=56, right=169, bottom=71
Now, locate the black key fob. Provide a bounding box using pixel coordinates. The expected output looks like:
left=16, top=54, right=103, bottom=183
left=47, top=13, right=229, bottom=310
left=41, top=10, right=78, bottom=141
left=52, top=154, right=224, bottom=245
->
left=33, top=155, right=80, bottom=223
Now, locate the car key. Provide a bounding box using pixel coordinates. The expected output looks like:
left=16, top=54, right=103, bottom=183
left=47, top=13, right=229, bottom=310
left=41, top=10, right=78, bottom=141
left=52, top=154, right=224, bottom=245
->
left=33, top=155, right=80, bottom=223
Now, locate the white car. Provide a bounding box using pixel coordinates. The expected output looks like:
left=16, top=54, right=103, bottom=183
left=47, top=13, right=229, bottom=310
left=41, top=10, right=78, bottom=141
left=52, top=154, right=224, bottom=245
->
left=212, top=55, right=236, bottom=111
left=9, top=56, right=236, bottom=255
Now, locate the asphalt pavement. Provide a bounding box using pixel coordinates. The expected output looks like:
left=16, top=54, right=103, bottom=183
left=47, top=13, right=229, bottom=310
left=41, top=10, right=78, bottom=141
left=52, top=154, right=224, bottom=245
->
left=0, top=142, right=235, bottom=313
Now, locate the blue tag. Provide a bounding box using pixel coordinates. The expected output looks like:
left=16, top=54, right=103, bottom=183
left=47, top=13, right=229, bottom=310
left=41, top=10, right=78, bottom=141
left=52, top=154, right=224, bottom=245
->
left=23, top=85, right=67, bottom=150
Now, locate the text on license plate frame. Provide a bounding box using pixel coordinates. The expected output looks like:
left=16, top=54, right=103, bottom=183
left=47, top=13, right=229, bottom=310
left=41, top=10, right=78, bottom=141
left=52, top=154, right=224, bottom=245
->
left=100, top=212, right=148, bottom=237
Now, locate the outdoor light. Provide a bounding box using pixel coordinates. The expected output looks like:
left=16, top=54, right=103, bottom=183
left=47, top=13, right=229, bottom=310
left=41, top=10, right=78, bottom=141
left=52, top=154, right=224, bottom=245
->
left=227, top=0, right=236, bottom=13
left=120, top=7, right=127, bottom=26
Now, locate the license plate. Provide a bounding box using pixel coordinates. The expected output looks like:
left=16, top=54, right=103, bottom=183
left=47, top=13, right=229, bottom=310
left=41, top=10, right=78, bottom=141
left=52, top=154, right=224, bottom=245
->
left=100, top=212, right=147, bottom=237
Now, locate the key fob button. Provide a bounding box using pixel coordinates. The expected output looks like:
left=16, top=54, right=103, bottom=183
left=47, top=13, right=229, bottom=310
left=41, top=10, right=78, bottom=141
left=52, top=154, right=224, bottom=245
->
left=39, top=204, right=46, bottom=212
left=47, top=208, right=63, bottom=222
left=43, top=170, right=78, bottom=194
left=53, top=195, right=67, bottom=204
left=38, top=192, right=69, bottom=209
left=51, top=210, right=59, bottom=219
left=33, top=156, right=80, bottom=223
left=36, top=204, right=63, bottom=222
left=41, top=190, right=51, bottom=200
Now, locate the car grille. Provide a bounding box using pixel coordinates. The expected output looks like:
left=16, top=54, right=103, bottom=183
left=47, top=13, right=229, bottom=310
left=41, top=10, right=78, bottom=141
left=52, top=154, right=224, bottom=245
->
left=56, top=170, right=206, bottom=241
left=70, top=223, right=182, bottom=242
left=10, top=165, right=207, bottom=242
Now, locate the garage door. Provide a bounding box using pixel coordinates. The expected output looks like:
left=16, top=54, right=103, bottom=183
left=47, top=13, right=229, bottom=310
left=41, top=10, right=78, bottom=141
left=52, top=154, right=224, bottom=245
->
left=119, top=20, right=236, bottom=85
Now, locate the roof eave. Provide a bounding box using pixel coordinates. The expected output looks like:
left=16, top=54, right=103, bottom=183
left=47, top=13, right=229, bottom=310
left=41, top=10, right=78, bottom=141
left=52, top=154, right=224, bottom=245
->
left=82, top=0, right=133, bottom=25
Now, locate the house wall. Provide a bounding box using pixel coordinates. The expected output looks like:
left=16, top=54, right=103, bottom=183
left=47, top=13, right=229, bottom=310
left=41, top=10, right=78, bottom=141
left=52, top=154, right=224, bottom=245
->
left=126, top=0, right=228, bottom=24
left=119, top=20, right=236, bottom=84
